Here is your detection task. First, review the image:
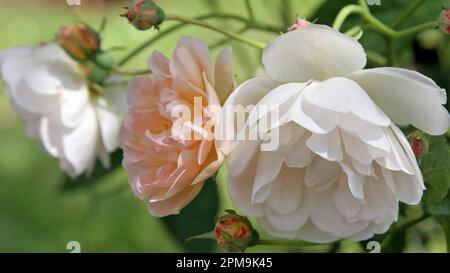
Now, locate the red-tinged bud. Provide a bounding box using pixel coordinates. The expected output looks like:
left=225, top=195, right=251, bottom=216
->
left=214, top=210, right=259, bottom=252
left=288, top=17, right=310, bottom=32
left=57, top=23, right=100, bottom=62
left=408, top=132, right=428, bottom=158
left=439, top=7, right=450, bottom=34
left=122, top=0, right=165, bottom=31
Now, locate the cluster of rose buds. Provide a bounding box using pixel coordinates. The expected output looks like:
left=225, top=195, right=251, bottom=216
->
left=122, top=0, right=165, bottom=30
left=213, top=210, right=259, bottom=252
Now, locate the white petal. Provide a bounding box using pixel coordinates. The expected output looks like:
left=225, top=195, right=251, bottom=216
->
left=304, top=77, right=391, bottom=127
left=296, top=220, right=340, bottom=243
left=224, top=76, right=279, bottom=108
left=265, top=167, right=304, bottom=215
left=339, top=113, right=389, bottom=153
left=349, top=67, right=450, bottom=135
left=376, top=126, right=414, bottom=174
left=221, top=77, right=279, bottom=153
left=305, top=156, right=340, bottom=191
left=0, top=47, right=33, bottom=90
left=334, top=177, right=362, bottom=218
left=306, top=130, right=343, bottom=161
left=258, top=217, right=300, bottom=239
left=23, top=63, right=63, bottom=95
left=59, top=87, right=89, bottom=128
left=252, top=152, right=284, bottom=203
left=286, top=96, right=336, bottom=134
left=247, top=82, right=306, bottom=130
left=39, top=116, right=60, bottom=157
left=391, top=125, right=424, bottom=188
left=341, top=131, right=374, bottom=165
left=227, top=146, right=264, bottom=217
left=340, top=158, right=366, bottom=200
left=264, top=191, right=309, bottom=232
left=285, top=126, right=313, bottom=168
left=262, top=24, right=366, bottom=83
left=309, top=184, right=369, bottom=238
left=96, top=101, right=121, bottom=152
left=12, top=80, right=59, bottom=114
left=62, top=106, right=99, bottom=175
left=227, top=139, right=259, bottom=178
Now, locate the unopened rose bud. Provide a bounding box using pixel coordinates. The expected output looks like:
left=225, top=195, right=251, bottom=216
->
left=122, top=0, right=165, bottom=31
left=439, top=7, right=450, bottom=34
left=408, top=132, right=428, bottom=158
left=288, top=17, right=310, bottom=32
left=214, top=210, right=258, bottom=252
left=57, top=23, right=100, bottom=62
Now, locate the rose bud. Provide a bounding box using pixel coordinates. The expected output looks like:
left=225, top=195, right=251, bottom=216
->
left=408, top=132, right=429, bottom=159
left=287, top=17, right=310, bottom=32
left=122, top=0, right=165, bottom=31
left=214, top=210, right=259, bottom=252
left=439, top=7, right=450, bottom=34
left=57, top=23, right=100, bottom=62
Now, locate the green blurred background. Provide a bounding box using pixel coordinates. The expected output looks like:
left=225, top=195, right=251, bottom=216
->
left=0, top=0, right=448, bottom=252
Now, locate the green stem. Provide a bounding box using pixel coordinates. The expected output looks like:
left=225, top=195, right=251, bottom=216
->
left=381, top=214, right=429, bottom=249
left=344, top=25, right=362, bottom=37
left=245, top=0, right=255, bottom=21
left=209, top=26, right=250, bottom=49
left=258, top=239, right=321, bottom=247
left=393, top=0, right=426, bottom=28
left=357, top=0, right=370, bottom=13
left=387, top=38, right=398, bottom=66
left=367, top=50, right=387, bottom=66
left=118, top=23, right=184, bottom=66
left=333, top=4, right=437, bottom=38
left=332, top=5, right=365, bottom=31
left=396, top=21, right=439, bottom=37
left=165, top=14, right=266, bottom=49
left=111, top=67, right=151, bottom=76
left=119, top=13, right=281, bottom=66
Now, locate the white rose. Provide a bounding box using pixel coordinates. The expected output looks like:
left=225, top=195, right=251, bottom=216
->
left=223, top=24, right=450, bottom=243
left=0, top=43, right=124, bottom=177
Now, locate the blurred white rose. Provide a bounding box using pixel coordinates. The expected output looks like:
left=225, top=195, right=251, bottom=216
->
left=223, top=24, right=450, bottom=243
left=0, top=43, right=124, bottom=177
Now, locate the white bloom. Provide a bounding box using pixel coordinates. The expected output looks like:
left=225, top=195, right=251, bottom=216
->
left=0, top=43, right=124, bottom=177
left=223, top=24, right=450, bottom=243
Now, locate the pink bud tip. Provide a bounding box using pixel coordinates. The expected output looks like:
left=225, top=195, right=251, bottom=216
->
left=288, top=17, right=311, bottom=32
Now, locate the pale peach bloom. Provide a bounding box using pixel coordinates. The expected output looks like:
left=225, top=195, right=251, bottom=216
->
left=120, top=37, right=235, bottom=217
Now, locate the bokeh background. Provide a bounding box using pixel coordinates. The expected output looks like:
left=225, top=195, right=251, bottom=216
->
left=0, top=0, right=448, bottom=252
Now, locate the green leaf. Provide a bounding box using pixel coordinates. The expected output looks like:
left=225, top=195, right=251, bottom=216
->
left=61, top=149, right=123, bottom=192
left=420, top=136, right=450, bottom=215
left=161, top=177, right=219, bottom=253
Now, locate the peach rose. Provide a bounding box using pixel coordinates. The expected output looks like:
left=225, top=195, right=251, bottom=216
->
left=120, top=37, right=235, bottom=217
